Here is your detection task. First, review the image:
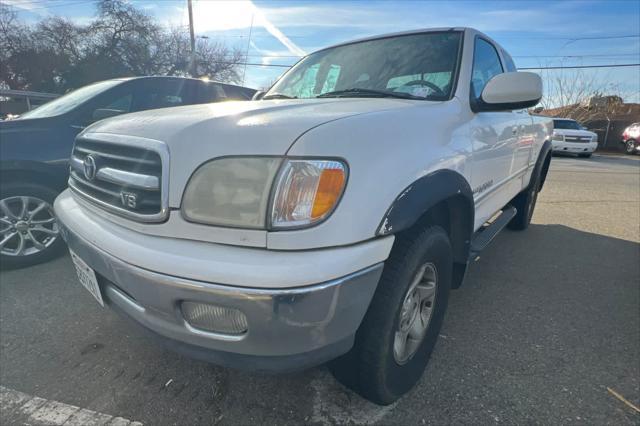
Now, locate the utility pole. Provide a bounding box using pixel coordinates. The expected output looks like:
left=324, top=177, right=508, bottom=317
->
left=187, top=0, right=196, bottom=77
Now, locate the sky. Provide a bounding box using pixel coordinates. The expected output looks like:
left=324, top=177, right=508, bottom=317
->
left=3, top=0, right=640, bottom=104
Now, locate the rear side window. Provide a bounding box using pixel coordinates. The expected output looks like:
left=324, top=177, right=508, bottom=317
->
left=471, top=38, right=504, bottom=99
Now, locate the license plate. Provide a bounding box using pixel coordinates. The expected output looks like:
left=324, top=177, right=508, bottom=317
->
left=70, top=249, right=104, bottom=307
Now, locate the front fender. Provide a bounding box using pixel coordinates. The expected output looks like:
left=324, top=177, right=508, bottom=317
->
left=377, top=169, right=474, bottom=264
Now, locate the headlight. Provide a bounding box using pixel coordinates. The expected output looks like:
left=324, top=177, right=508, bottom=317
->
left=552, top=133, right=564, bottom=141
left=591, top=135, right=597, bottom=142
left=181, top=157, right=347, bottom=229
left=182, top=157, right=281, bottom=228
left=270, top=159, right=347, bottom=229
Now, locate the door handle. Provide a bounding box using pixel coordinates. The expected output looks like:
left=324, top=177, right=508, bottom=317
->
left=512, top=127, right=518, bottom=135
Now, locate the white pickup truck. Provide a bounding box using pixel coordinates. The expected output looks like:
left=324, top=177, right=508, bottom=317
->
left=55, top=27, right=552, bottom=405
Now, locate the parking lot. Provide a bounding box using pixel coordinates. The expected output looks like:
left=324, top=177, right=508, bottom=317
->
left=1, top=154, right=638, bottom=425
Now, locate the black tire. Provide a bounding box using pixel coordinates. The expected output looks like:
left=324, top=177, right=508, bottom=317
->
left=330, top=225, right=452, bottom=405
left=578, top=153, right=592, bottom=158
left=507, top=168, right=542, bottom=231
left=626, top=140, right=637, bottom=155
left=0, top=182, right=66, bottom=269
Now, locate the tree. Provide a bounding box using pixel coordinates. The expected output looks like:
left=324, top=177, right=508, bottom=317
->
left=0, top=0, right=246, bottom=93
left=537, top=68, right=625, bottom=123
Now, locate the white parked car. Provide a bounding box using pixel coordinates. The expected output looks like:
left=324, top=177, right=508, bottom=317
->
left=54, top=27, right=552, bottom=405
left=551, top=118, right=598, bottom=157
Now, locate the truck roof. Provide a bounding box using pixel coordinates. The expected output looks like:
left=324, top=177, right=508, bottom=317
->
left=320, top=27, right=488, bottom=52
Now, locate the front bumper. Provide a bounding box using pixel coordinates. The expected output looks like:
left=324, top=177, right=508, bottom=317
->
left=552, top=140, right=598, bottom=153
left=55, top=192, right=386, bottom=372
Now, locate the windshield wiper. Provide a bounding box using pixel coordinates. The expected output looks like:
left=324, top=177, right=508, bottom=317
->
left=316, top=88, right=424, bottom=100
left=262, top=93, right=298, bottom=100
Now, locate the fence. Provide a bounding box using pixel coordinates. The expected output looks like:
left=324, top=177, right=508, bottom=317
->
left=0, top=89, right=59, bottom=117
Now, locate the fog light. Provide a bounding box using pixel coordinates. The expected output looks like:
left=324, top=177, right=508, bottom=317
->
left=182, top=301, right=248, bottom=335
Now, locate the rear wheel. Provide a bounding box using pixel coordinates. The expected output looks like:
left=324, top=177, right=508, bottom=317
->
left=0, top=183, right=65, bottom=269
left=578, top=153, right=592, bottom=158
left=330, top=225, right=452, bottom=405
left=626, top=140, right=637, bottom=155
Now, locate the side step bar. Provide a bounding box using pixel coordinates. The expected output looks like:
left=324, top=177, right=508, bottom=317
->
left=469, top=206, right=517, bottom=260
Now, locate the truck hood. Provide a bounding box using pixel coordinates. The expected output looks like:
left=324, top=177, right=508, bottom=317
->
left=82, top=98, right=420, bottom=207
left=84, top=98, right=416, bottom=154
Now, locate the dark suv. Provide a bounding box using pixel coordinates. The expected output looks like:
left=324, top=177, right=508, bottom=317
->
left=0, top=76, right=255, bottom=268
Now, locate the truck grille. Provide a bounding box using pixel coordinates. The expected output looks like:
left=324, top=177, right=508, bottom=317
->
left=564, top=136, right=592, bottom=143
left=69, top=136, right=168, bottom=222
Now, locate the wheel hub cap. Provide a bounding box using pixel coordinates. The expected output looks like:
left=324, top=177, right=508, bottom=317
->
left=393, top=262, right=438, bottom=365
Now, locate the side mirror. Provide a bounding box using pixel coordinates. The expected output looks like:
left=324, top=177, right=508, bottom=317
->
left=473, top=72, right=542, bottom=112
left=91, top=108, right=125, bottom=122
left=252, top=91, right=266, bottom=101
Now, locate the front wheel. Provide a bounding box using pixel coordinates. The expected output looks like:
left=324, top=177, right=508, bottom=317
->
left=626, top=140, right=637, bottom=155
left=0, top=183, right=65, bottom=269
left=330, top=225, right=452, bottom=405
left=507, top=168, right=541, bottom=231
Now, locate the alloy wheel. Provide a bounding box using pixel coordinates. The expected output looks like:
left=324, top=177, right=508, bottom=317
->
left=0, top=196, right=59, bottom=257
left=393, top=262, right=438, bottom=365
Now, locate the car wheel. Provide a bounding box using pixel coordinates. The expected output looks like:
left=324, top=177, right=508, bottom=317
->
left=330, top=225, right=452, bottom=405
left=626, top=140, right=637, bottom=155
left=0, top=183, right=65, bottom=269
left=507, top=167, right=542, bottom=231
left=578, top=153, right=592, bottom=158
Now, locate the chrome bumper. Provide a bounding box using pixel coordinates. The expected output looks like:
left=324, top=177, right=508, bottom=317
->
left=58, top=220, right=383, bottom=372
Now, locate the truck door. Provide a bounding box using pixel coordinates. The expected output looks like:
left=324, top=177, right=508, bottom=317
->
left=500, top=49, right=535, bottom=179
left=469, top=37, right=521, bottom=228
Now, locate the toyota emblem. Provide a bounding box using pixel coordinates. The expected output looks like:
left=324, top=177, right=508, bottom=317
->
left=83, top=155, right=97, bottom=181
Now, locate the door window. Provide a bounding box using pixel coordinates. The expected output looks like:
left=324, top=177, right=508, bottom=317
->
left=103, top=94, right=132, bottom=113
left=133, top=80, right=192, bottom=111
left=79, top=86, right=136, bottom=125
left=471, top=38, right=504, bottom=99
left=199, top=83, right=227, bottom=103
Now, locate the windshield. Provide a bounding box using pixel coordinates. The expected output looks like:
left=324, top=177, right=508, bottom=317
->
left=18, top=80, right=122, bottom=119
left=266, top=31, right=462, bottom=101
left=553, top=119, right=582, bottom=130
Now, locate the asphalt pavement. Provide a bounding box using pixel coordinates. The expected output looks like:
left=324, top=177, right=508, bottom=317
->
left=1, top=153, right=639, bottom=425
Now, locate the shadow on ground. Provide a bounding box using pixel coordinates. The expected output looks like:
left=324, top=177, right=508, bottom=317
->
left=1, top=224, right=639, bottom=425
